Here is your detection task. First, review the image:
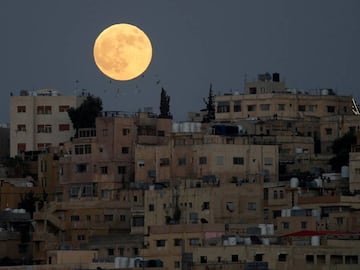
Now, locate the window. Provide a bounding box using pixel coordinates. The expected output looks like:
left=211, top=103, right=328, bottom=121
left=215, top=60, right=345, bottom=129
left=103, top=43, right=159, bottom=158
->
left=37, top=143, right=51, bottom=150
left=248, top=202, right=256, bottom=210
left=306, top=255, right=314, bottom=264
left=37, top=125, right=52, bottom=133
left=77, top=235, right=86, bottom=241
left=17, top=106, right=26, bottom=113
left=76, top=163, right=88, bottom=173
left=330, top=255, right=342, bottom=264
left=231, top=255, right=238, bottom=262
left=200, top=256, right=207, bottom=263
left=202, top=202, right=210, bottom=210
left=282, top=222, right=289, bottom=229
left=278, top=104, right=285, bottom=111
left=59, top=105, right=70, bottom=112
left=75, top=144, right=92, bottom=154
left=301, top=221, right=307, bottom=229
left=189, top=238, right=200, bottom=246
left=273, top=190, right=278, bottom=199
left=104, top=214, right=114, bottom=221
left=278, top=253, right=287, bottom=262
left=174, top=261, right=180, bottom=268
left=260, top=104, right=270, bottom=111
left=17, top=143, right=26, bottom=153
left=118, top=166, right=126, bottom=174
left=160, top=158, right=170, bottom=166
left=233, top=101, right=241, bottom=112
left=86, top=215, right=91, bottom=221
left=264, top=157, right=273, bottom=165
left=149, top=204, right=155, bottom=211
left=70, top=215, right=80, bottom=222
left=345, top=255, right=358, bottom=264
left=325, top=128, right=332, bottom=135
left=279, top=190, right=284, bottom=199
left=156, top=240, right=166, bottom=247
left=107, top=248, right=114, bottom=256
left=247, top=105, right=256, bottom=112
left=100, top=166, right=108, bottom=174
left=317, top=255, right=326, bottom=265
left=327, top=106, right=335, bottom=113
left=122, top=128, right=130, bottom=135
left=178, top=158, right=186, bottom=166
left=121, top=147, right=129, bottom=154
left=233, top=157, right=244, bottom=165
left=249, top=87, right=257, bottom=94
left=254, top=254, right=263, bottom=262
left=199, top=156, right=207, bottom=165
left=298, top=105, right=306, bottom=112
left=174, top=239, right=182, bottom=246
left=59, top=124, right=70, bottom=131
left=309, top=105, right=317, bottom=111
left=120, top=215, right=126, bottom=222
left=217, top=101, right=230, bottom=113
left=189, top=213, right=198, bottom=224
left=17, top=124, right=26, bottom=131
left=157, top=130, right=165, bottom=136
left=37, top=106, right=52, bottom=114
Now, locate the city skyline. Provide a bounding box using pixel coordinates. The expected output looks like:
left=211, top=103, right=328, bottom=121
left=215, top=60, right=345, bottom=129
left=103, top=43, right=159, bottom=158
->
left=2, top=0, right=360, bottom=124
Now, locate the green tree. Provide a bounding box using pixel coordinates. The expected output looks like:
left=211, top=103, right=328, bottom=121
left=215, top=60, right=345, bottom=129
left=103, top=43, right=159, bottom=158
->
left=329, top=131, right=357, bottom=172
left=159, top=88, right=172, bottom=119
left=202, top=83, right=215, bottom=123
left=4, top=157, right=29, bottom=177
left=67, top=95, right=103, bottom=137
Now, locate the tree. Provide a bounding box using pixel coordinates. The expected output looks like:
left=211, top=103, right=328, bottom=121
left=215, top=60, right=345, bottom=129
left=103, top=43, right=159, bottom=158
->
left=329, top=130, right=357, bottom=172
left=202, top=83, right=215, bottom=123
left=159, top=88, right=172, bottom=119
left=67, top=95, right=103, bottom=137
left=4, top=156, right=29, bottom=177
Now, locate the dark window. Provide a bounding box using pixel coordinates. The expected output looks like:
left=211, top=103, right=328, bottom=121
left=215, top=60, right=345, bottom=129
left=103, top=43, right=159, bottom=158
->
left=278, top=254, right=287, bottom=262
left=231, top=255, right=238, bottom=262
left=122, top=147, right=129, bottom=154
left=247, top=105, right=256, bottom=111
left=149, top=204, right=155, bottom=211
left=200, top=256, right=207, bottom=263
left=157, top=130, right=165, bottom=136
left=104, top=214, right=113, bottom=221
left=327, top=106, right=335, bottom=113
left=301, top=221, right=307, bottom=229
left=100, top=166, right=108, bottom=174
left=233, top=101, right=241, bottom=112
left=156, top=240, right=166, bottom=247
left=122, top=128, right=130, bottom=135
left=70, top=215, right=80, bottom=222
left=118, top=166, right=126, bottom=174
left=160, top=158, right=170, bottom=166
left=107, top=248, right=114, bottom=256
left=217, top=102, right=230, bottom=113
left=233, top=157, right=244, bottom=165
left=178, top=158, right=186, bottom=166
left=174, top=239, right=182, bottom=246
left=298, top=105, right=306, bottom=112
left=17, top=106, right=26, bottom=112
left=325, top=128, right=332, bottom=135
left=199, top=157, right=207, bottom=165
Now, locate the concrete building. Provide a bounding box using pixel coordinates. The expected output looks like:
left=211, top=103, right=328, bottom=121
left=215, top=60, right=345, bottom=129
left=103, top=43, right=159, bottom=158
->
left=10, top=89, right=85, bottom=157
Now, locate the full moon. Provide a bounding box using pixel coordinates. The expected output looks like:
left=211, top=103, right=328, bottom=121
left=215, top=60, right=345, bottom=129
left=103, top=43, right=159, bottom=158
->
left=93, top=23, right=152, bottom=81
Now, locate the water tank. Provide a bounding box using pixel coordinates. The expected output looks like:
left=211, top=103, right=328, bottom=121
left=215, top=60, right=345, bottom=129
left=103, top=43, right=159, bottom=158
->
left=258, top=224, right=267, bottom=235
left=172, top=122, right=179, bottom=132
left=244, top=237, right=252, bottom=245
left=281, top=209, right=287, bottom=217
left=262, top=238, right=270, bottom=245
left=182, top=122, right=191, bottom=132
left=290, top=177, right=299, bottom=188
left=341, top=166, right=349, bottom=178
left=228, top=236, right=237, bottom=246
left=128, top=257, right=136, bottom=268
left=314, top=178, right=323, bottom=188
left=266, top=224, right=274, bottom=235
left=115, top=257, right=129, bottom=268
left=223, top=239, right=229, bottom=246
left=311, top=236, right=320, bottom=246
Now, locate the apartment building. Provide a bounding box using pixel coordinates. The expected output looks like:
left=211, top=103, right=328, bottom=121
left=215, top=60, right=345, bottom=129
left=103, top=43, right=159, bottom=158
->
left=10, top=89, right=86, bottom=157
left=215, top=73, right=360, bottom=157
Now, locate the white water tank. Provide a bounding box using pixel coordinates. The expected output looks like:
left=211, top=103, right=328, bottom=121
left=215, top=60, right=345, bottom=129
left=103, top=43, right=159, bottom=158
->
left=341, top=166, right=349, bottom=178
left=128, top=257, right=136, bottom=268
left=314, top=178, right=323, bottom=188
left=115, top=257, right=129, bottom=268
left=244, top=237, right=252, bottom=245
left=262, top=238, right=270, bottom=245
left=258, top=224, right=267, bottom=235
left=290, top=177, right=299, bottom=188
left=172, top=122, right=179, bottom=132
left=228, top=236, right=237, bottom=246
left=311, top=236, right=320, bottom=246
left=266, top=224, right=274, bottom=235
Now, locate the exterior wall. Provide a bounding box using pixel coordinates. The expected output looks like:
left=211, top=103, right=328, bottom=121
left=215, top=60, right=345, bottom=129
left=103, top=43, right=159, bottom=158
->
left=135, top=134, right=279, bottom=184
left=144, top=182, right=264, bottom=229
left=10, top=90, right=85, bottom=157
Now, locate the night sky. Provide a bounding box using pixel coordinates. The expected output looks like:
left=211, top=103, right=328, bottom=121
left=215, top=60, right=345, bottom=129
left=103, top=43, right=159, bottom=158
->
left=1, top=0, right=360, bottom=124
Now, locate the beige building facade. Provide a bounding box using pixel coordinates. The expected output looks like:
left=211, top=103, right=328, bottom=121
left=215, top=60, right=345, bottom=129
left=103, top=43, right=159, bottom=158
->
left=10, top=89, right=85, bottom=157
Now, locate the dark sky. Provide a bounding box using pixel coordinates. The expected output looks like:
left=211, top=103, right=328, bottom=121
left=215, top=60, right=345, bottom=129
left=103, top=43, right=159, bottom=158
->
left=1, top=0, right=360, bottom=123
